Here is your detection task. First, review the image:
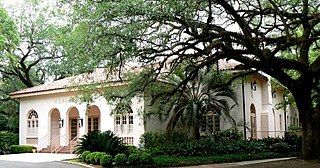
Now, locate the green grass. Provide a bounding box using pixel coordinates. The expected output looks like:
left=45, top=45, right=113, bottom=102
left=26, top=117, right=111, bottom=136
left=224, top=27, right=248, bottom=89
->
left=153, top=152, right=295, bottom=167
left=65, top=158, right=81, bottom=163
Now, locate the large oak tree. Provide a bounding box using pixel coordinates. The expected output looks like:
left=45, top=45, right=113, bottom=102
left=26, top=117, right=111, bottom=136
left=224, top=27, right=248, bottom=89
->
left=67, top=0, right=320, bottom=159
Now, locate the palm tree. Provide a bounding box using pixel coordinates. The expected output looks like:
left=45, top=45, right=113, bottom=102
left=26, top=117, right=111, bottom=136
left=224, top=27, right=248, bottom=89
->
left=161, top=68, right=237, bottom=139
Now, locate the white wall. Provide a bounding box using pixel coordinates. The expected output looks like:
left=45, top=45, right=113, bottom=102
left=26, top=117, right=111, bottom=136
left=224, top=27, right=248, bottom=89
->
left=19, top=91, right=145, bottom=149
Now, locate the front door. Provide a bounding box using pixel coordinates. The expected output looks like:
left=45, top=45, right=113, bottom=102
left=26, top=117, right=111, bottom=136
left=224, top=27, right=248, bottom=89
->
left=70, top=119, right=78, bottom=140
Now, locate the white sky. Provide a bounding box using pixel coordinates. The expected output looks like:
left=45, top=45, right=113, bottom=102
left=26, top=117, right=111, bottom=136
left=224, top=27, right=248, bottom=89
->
left=1, top=0, right=24, bottom=7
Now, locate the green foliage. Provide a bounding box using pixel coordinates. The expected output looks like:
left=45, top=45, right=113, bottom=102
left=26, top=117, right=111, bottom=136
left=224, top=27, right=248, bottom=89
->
left=88, top=151, right=101, bottom=165
left=153, top=152, right=287, bottom=167
left=152, top=69, right=237, bottom=139
left=114, top=153, right=127, bottom=166
left=89, top=152, right=96, bottom=164
left=140, top=152, right=153, bottom=165
left=0, top=131, right=18, bottom=154
left=140, top=131, right=189, bottom=149
left=288, top=125, right=303, bottom=131
left=9, top=145, right=36, bottom=154
left=142, top=132, right=301, bottom=157
left=127, top=153, right=141, bottom=165
left=85, top=153, right=93, bottom=164
left=208, top=130, right=243, bottom=142
left=94, top=152, right=106, bottom=165
left=100, top=153, right=113, bottom=167
left=126, top=145, right=140, bottom=155
left=80, top=151, right=90, bottom=162
left=74, top=130, right=127, bottom=156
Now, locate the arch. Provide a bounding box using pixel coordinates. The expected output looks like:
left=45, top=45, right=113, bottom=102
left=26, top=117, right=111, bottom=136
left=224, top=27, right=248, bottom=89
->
left=87, top=105, right=101, bottom=133
left=27, top=109, right=39, bottom=137
left=250, top=104, right=257, bottom=138
left=272, top=108, right=276, bottom=136
left=67, top=107, right=79, bottom=141
left=49, top=108, right=60, bottom=147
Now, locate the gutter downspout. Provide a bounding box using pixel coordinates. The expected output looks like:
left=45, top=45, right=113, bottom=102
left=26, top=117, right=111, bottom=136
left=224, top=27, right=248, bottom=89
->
left=283, top=95, right=287, bottom=131
left=242, top=78, right=247, bottom=139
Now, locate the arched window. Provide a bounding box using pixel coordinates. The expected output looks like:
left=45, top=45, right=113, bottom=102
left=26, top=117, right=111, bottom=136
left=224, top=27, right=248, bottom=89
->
left=114, top=104, right=134, bottom=135
left=27, top=110, right=38, bottom=137
left=201, top=111, right=220, bottom=134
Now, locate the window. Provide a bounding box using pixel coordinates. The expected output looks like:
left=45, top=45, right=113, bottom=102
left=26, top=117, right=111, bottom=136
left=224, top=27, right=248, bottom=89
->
left=27, top=110, right=39, bottom=137
left=88, top=117, right=99, bottom=132
left=114, top=107, right=134, bottom=134
left=121, top=137, right=134, bottom=145
left=200, top=111, right=220, bottom=134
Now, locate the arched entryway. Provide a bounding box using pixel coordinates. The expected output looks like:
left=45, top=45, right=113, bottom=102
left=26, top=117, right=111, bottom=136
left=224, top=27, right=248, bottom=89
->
left=87, top=105, right=100, bottom=133
left=49, top=108, right=60, bottom=148
left=250, top=104, right=257, bottom=138
left=67, top=107, right=79, bottom=141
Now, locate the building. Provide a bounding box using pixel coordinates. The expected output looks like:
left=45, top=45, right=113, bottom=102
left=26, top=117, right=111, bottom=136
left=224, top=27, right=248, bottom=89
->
left=9, top=67, right=299, bottom=153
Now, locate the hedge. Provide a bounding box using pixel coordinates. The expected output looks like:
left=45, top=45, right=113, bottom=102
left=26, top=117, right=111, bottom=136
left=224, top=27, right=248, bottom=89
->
left=10, top=145, right=36, bottom=154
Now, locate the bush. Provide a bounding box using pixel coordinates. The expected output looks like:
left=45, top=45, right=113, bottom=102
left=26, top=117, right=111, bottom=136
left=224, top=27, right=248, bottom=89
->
left=271, top=142, right=290, bottom=153
left=80, top=151, right=90, bottom=162
left=140, top=131, right=188, bottom=148
left=0, top=131, right=18, bottom=154
left=128, top=154, right=141, bottom=165
left=100, top=153, right=113, bottom=167
left=88, top=152, right=100, bottom=164
left=85, top=153, right=94, bottom=164
left=94, top=152, right=106, bottom=165
left=209, top=130, right=243, bottom=142
left=74, top=130, right=127, bottom=156
left=140, top=152, right=153, bottom=165
left=9, top=145, right=36, bottom=154
left=114, top=153, right=127, bottom=166
left=126, top=145, right=140, bottom=155
left=143, top=132, right=301, bottom=157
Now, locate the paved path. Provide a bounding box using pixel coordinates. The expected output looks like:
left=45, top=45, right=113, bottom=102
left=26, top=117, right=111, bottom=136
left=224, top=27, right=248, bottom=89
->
left=0, top=153, right=86, bottom=168
left=0, top=160, right=84, bottom=168
left=179, top=157, right=296, bottom=168
left=0, top=153, right=76, bottom=163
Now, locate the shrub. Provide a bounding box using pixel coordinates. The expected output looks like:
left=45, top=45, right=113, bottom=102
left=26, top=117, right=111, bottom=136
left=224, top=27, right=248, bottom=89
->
left=126, top=145, right=140, bottom=155
left=88, top=152, right=100, bottom=164
left=80, top=151, right=90, bottom=162
left=128, top=153, right=141, bottom=165
left=94, top=152, right=106, bottom=165
left=74, top=130, right=127, bottom=156
left=9, top=145, right=36, bottom=154
left=140, top=152, right=153, bottom=165
left=288, top=125, right=302, bottom=131
left=140, top=131, right=188, bottom=148
left=85, top=153, right=93, bottom=164
left=209, top=130, right=243, bottom=142
left=100, top=153, right=113, bottom=167
left=114, top=153, right=127, bottom=166
left=271, top=142, right=290, bottom=153
left=0, top=131, right=18, bottom=154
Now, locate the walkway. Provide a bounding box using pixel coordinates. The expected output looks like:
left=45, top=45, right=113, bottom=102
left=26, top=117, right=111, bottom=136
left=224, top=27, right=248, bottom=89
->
left=0, top=153, right=76, bottom=163
left=0, top=153, right=85, bottom=168
left=180, top=157, right=296, bottom=168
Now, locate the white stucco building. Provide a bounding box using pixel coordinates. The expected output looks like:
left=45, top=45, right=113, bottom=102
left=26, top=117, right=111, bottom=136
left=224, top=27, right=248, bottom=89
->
left=9, top=68, right=299, bottom=153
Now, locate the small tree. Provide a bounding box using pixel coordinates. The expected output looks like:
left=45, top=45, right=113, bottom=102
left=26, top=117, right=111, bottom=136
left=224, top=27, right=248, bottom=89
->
left=154, top=68, right=237, bottom=139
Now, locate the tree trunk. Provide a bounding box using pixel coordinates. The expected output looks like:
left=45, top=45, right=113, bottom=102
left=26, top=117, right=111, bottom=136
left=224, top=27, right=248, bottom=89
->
left=294, top=90, right=320, bottom=159
left=301, top=114, right=320, bottom=159
left=192, top=124, right=200, bottom=140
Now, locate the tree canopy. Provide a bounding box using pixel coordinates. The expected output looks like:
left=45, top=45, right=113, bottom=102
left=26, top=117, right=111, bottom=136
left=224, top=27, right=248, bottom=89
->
left=65, top=0, right=320, bottom=159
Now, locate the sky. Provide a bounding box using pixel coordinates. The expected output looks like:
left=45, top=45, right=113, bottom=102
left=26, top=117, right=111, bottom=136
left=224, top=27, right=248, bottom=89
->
left=1, top=0, right=24, bottom=7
